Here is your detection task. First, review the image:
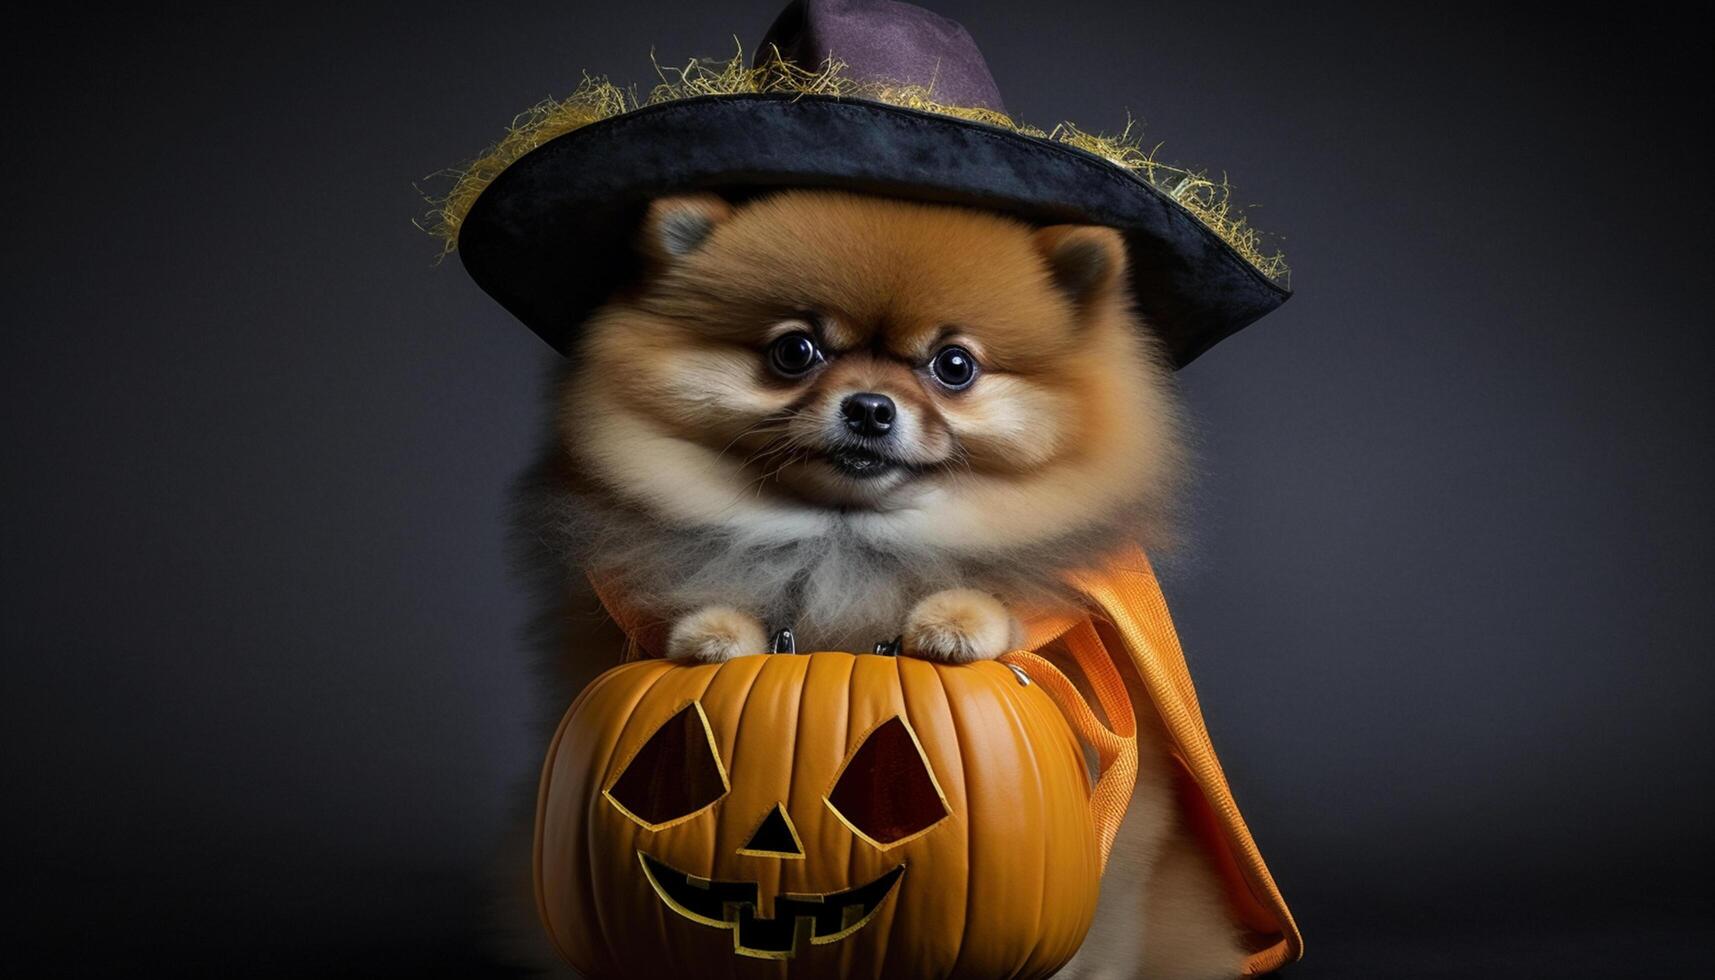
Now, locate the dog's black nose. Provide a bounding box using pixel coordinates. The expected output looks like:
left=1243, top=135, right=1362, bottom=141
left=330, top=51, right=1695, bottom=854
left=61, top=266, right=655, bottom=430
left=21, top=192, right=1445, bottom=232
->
left=841, top=392, right=896, bottom=436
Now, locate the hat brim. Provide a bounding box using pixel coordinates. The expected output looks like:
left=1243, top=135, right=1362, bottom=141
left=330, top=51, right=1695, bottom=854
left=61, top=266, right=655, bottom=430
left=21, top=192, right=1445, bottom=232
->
left=457, top=93, right=1289, bottom=368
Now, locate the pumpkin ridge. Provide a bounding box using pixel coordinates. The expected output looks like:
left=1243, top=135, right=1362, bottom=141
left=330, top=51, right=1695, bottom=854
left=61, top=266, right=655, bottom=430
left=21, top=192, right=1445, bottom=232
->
left=669, top=661, right=735, bottom=976
left=708, top=655, right=770, bottom=922
left=832, top=653, right=861, bottom=979
left=585, top=661, right=679, bottom=973
left=929, top=660, right=979, bottom=977
left=891, top=653, right=914, bottom=979
left=772, top=655, right=809, bottom=929
left=534, top=665, right=600, bottom=971
left=999, top=662, right=1052, bottom=977
left=891, top=653, right=919, bottom=979
left=1013, top=663, right=1093, bottom=970
left=898, top=656, right=965, bottom=979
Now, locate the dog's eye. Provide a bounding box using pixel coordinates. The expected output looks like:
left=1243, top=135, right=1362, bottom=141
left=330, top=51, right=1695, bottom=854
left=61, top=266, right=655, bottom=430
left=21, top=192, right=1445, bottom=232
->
left=767, top=331, right=822, bottom=378
left=928, top=345, right=978, bottom=390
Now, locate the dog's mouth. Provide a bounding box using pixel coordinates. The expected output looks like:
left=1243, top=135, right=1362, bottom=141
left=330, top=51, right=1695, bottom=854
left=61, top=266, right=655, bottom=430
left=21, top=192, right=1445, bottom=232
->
left=638, top=851, right=905, bottom=958
left=820, top=446, right=909, bottom=480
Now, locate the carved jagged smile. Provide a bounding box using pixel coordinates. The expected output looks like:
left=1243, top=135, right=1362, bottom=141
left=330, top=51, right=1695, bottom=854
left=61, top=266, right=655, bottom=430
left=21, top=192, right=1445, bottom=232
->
left=637, top=851, right=905, bottom=958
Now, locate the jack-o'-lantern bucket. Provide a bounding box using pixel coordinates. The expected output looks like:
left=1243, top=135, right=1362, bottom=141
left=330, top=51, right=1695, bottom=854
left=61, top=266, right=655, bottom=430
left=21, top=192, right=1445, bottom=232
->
left=541, top=546, right=1303, bottom=977
left=533, top=650, right=1134, bottom=979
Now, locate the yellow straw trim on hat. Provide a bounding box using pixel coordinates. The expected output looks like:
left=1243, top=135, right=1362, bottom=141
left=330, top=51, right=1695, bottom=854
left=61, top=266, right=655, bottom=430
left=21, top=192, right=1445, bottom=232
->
left=419, top=47, right=1288, bottom=282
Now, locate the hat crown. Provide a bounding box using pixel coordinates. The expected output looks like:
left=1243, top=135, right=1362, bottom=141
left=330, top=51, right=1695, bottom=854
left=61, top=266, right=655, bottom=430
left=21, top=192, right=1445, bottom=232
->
left=757, top=0, right=1006, bottom=112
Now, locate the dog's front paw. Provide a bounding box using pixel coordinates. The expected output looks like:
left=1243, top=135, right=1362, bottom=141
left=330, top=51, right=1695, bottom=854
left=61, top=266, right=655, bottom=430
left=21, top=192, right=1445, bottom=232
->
left=666, top=606, right=767, bottom=663
left=902, top=589, right=1023, bottom=663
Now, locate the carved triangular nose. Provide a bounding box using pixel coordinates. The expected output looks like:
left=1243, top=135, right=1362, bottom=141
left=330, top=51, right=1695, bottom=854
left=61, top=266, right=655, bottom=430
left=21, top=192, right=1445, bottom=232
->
left=739, top=803, right=803, bottom=858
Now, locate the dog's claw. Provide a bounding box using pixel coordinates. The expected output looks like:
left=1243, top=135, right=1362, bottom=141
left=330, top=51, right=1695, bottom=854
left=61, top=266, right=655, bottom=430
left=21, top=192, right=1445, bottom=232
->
left=872, top=636, right=902, bottom=656
left=770, top=628, right=797, bottom=654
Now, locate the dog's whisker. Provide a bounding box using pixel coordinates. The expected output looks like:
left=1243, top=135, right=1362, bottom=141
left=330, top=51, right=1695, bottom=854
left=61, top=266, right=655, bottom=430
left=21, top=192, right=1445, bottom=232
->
left=715, top=413, right=798, bottom=461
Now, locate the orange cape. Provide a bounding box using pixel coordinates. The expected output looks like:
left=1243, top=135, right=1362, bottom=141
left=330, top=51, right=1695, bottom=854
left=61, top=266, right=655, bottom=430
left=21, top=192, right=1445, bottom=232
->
left=591, top=545, right=1301, bottom=974
left=1012, top=545, right=1302, bottom=975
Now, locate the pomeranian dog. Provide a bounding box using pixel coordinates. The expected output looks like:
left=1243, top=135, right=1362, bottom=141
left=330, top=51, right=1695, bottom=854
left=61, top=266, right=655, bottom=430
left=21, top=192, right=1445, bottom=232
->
left=504, top=189, right=1247, bottom=978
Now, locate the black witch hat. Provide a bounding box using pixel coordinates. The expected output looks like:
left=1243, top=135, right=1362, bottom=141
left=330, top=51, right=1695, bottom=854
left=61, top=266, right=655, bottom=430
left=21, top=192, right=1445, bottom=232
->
left=440, top=0, right=1289, bottom=368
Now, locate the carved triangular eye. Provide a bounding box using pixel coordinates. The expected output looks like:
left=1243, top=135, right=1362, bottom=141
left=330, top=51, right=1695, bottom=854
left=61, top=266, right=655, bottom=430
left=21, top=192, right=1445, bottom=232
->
left=604, top=702, right=728, bottom=830
left=825, top=716, right=949, bottom=848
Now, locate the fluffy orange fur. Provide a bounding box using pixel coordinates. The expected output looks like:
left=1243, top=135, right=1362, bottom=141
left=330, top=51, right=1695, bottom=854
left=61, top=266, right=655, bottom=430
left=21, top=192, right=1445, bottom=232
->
left=502, top=189, right=1244, bottom=978
left=533, top=190, right=1187, bottom=654
left=576, top=189, right=1180, bottom=532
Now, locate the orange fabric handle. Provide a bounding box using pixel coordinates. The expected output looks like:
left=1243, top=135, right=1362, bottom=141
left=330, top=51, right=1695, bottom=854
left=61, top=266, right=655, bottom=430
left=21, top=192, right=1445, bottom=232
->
left=1000, top=617, right=1138, bottom=872
left=1064, top=546, right=1303, bottom=975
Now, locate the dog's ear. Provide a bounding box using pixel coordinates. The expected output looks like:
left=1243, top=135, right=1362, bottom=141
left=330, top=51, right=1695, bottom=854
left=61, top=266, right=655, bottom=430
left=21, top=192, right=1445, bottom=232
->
left=638, top=193, right=733, bottom=263
left=1032, top=225, right=1127, bottom=308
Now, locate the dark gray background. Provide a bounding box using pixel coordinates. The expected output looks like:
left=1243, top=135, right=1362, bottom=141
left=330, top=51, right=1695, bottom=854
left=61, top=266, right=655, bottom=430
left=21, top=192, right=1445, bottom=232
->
left=4, top=1, right=1710, bottom=976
